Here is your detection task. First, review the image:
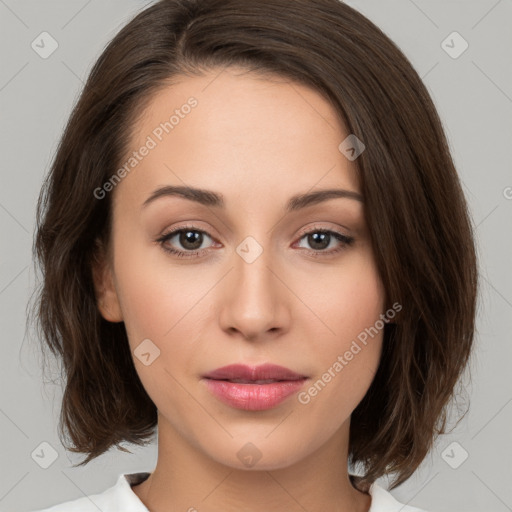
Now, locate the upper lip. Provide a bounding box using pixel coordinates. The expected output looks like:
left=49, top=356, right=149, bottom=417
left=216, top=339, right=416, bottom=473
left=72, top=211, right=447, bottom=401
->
left=203, top=364, right=307, bottom=381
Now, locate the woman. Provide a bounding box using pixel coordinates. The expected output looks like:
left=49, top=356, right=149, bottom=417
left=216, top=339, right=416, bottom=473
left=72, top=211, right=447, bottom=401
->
left=29, top=0, right=478, bottom=510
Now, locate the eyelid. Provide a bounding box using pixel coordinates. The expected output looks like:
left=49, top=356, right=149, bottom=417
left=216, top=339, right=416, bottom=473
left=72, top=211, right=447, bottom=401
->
left=295, top=222, right=352, bottom=239
left=157, top=222, right=350, bottom=245
left=159, top=220, right=218, bottom=239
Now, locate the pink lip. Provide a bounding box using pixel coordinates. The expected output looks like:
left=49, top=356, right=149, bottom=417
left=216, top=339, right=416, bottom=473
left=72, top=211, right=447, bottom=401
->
left=202, top=363, right=306, bottom=381
left=202, top=364, right=308, bottom=411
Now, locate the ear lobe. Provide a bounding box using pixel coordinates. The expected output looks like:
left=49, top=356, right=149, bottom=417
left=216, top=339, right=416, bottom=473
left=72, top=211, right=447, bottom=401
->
left=91, top=238, right=123, bottom=323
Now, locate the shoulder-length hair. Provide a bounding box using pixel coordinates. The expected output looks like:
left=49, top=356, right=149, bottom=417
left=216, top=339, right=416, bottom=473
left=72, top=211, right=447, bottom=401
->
left=29, top=0, right=478, bottom=492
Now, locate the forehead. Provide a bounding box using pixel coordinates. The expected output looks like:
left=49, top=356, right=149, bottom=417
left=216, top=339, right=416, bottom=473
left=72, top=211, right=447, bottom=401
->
left=115, top=67, right=361, bottom=210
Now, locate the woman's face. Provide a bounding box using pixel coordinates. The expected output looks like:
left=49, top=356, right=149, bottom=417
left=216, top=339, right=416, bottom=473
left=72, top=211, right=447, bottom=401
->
left=95, top=67, right=387, bottom=470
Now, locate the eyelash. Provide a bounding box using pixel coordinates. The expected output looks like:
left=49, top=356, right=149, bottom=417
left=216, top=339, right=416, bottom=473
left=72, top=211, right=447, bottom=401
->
left=156, top=224, right=355, bottom=259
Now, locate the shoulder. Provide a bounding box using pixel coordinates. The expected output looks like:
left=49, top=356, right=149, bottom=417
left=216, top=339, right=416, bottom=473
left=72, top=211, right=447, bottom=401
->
left=369, top=481, right=432, bottom=512
left=28, top=472, right=151, bottom=512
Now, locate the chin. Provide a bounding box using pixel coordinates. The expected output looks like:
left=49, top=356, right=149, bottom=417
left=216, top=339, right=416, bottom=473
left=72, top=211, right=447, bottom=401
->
left=206, top=438, right=308, bottom=472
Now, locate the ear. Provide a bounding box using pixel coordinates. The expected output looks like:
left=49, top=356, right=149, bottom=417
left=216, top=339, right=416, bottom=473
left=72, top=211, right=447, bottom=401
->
left=91, top=238, right=123, bottom=323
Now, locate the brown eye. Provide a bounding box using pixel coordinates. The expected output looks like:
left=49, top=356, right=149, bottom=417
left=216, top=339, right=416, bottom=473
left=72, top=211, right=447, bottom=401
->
left=174, top=230, right=204, bottom=251
left=156, top=226, right=216, bottom=259
left=295, top=228, right=354, bottom=256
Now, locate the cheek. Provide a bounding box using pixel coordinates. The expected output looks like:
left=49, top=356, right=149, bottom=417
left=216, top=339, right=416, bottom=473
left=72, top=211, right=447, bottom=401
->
left=298, top=250, right=385, bottom=399
left=330, top=275, right=385, bottom=341
left=302, top=248, right=386, bottom=343
left=111, top=238, right=208, bottom=348
left=112, top=249, right=209, bottom=401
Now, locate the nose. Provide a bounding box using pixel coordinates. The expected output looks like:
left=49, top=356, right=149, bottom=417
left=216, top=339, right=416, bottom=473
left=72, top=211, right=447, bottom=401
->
left=218, top=242, right=290, bottom=342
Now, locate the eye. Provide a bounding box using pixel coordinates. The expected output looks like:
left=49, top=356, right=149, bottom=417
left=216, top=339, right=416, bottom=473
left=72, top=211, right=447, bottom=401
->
left=156, top=225, right=217, bottom=259
left=156, top=224, right=355, bottom=260
left=294, top=226, right=354, bottom=257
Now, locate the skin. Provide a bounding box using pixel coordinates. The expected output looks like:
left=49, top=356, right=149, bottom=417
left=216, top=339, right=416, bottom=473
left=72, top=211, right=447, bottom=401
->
left=93, top=66, right=386, bottom=512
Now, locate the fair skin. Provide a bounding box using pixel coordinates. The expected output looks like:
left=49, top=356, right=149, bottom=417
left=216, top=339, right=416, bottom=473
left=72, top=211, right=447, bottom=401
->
left=93, top=66, right=386, bottom=512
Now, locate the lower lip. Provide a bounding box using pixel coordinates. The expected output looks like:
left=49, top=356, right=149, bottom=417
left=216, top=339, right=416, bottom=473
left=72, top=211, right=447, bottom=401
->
left=203, top=378, right=308, bottom=411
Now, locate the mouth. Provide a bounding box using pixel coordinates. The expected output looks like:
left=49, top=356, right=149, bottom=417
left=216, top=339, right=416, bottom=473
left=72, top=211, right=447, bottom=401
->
left=201, top=364, right=309, bottom=411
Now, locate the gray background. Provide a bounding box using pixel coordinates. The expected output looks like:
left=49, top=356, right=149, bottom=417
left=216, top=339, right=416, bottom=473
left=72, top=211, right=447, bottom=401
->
left=1, top=1, right=511, bottom=511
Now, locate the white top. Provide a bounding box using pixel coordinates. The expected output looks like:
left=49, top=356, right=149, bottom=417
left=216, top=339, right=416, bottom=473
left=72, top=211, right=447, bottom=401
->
left=30, top=472, right=430, bottom=512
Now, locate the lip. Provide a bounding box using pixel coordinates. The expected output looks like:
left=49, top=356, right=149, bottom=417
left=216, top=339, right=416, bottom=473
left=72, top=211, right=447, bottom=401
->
left=202, top=364, right=308, bottom=411
left=202, top=363, right=307, bottom=381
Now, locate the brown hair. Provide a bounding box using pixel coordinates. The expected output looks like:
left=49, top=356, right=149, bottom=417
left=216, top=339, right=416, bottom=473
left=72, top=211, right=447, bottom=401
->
left=29, top=0, right=478, bottom=492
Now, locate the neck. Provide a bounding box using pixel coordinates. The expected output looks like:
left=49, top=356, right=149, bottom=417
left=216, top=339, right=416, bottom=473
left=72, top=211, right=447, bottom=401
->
left=132, top=414, right=371, bottom=512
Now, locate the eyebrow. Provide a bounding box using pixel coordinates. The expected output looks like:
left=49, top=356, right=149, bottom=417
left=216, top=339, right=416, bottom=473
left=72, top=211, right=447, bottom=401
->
left=141, top=185, right=364, bottom=212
